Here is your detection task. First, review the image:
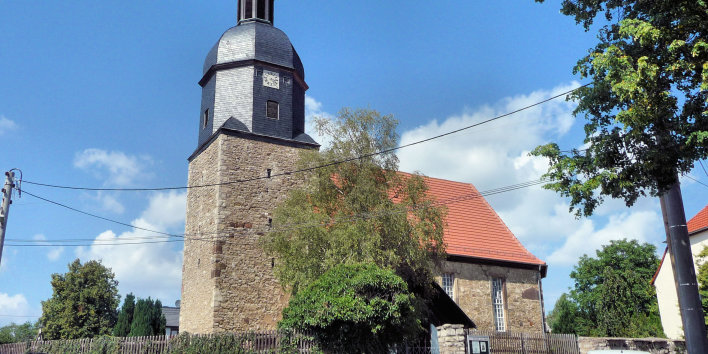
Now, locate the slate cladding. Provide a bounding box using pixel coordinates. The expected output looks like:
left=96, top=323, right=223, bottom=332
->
left=197, top=20, right=310, bottom=149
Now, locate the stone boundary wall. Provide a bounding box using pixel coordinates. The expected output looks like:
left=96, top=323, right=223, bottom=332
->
left=578, top=336, right=686, bottom=354
left=437, top=324, right=466, bottom=354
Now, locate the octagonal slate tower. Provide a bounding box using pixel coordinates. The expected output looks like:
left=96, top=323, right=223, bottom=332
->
left=181, top=0, right=318, bottom=333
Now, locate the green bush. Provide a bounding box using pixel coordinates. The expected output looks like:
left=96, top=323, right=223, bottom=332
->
left=279, top=263, right=420, bottom=353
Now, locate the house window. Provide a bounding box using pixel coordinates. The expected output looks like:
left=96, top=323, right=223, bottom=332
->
left=203, top=108, right=209, bottom=128
left=442, top=273, right=454, bottom=299
left=266, top=100, right=279, bottom=119
left=492, top=277, right=506, bottom=332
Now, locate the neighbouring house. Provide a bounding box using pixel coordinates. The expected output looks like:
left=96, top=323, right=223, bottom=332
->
left=162, top=301, right=180, bottom=337
left=179, top=0, right=547, bottom=334
left=652, top=204, right=708, bottom=339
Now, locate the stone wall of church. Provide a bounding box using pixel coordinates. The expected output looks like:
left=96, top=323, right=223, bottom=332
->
left=437, top=261, right=545, bottom=333
left=181, top=132, right=315, bottom=333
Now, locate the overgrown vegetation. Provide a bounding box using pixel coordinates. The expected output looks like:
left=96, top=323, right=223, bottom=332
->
left=695, top=246, right=708, bottom=326
left=548, top=239, right=664, bottom=337
left=280, top=263, right=419, bottom=352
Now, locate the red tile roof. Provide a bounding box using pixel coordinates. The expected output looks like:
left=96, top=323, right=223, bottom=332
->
left=688, top=205, right=708, bottom=234
left=403, top=173, right=546, bottom=268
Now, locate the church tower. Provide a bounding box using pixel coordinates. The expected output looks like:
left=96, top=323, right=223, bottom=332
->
left=180, top=0, right=318, bottom=333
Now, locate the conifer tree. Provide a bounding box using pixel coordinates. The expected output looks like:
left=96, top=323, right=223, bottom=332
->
left=112, top=293, right=135, bottom=337
left=128, top=297, right=165, bottom=336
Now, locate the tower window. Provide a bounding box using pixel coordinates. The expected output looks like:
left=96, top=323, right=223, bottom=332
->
left=203, top=108, right=209, bottom=128
left=442, top=273, right=454, bottom=299
left=266, top=169, right=272, bottom=178
left=492, top=277, right=506, bottom=332
left=266, top=101, right=279, bottom=119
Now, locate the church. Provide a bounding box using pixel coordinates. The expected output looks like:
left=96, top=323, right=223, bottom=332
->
left=179, top=0, right=547, bottom=334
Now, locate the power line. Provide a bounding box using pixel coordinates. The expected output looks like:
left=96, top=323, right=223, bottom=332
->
left=685, top=175, right=708, bottom=189
left=7, top=179, right=549, bottom=247
left=700, top=160, right=708, bottom=178
left=20, top=83, right=590, bottom=192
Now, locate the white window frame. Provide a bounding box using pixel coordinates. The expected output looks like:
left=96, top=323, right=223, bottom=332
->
left=492, top=277, right=506, bottom=332
left=442, top=273, right=454, bottom=300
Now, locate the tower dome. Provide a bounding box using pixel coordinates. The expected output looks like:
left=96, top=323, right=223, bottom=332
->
left=195, top=4, right=314, bottom=150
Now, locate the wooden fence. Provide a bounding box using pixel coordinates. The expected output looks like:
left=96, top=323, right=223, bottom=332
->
left=0, top=330, right=317, bottom=353
left=467, top=329, right=580, bottom=354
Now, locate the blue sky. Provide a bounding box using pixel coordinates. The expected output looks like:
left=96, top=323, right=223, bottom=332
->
left=0, top=1, right=706, bottom=325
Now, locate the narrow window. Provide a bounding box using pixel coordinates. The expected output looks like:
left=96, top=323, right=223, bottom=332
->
left=266, top=100, right=279, bottom=119
left=268, top=218, right=273, bottom=227
left=244, top=0, right=253, bottom=19
left=203, top=108, right=209, bottom=128
left=442, top=273, right=454, bottom=299
left=266, top=169, right=272, bottom=178
left=257, top=0, right=266, bottom=20
left=492, top=277, right=506, bottom=332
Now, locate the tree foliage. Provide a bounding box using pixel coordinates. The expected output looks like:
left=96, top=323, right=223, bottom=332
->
left=262, top=108, right=446, bottom=296
left=112, top=293, right=135, bottom=337
left=695, top=246, right=708, bottom=326
left=39, top=259, right=120, bottom=340
left=548, top=294, right=579, bottom=334
left=532, top=0, right=708, bottom=217
left=279, top=263, right=419, bottom=353
left=555, top=239, right=664, bottom=337
left=0, top=321, right=38, bottom=344
left=129, top=297, right=166, bottom=337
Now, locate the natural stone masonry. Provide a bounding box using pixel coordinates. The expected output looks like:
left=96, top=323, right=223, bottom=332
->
left=180, top=132, right=315, bottom=333
left=437, top=324, right=467, bottom=354
left=438, top=261, right=544, bottom=333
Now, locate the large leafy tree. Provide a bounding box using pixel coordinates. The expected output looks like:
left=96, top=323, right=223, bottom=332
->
left=0, top=321, right=38, bottom=344
left=262, top=108, right=446, bottom=297
left=112, top=293, right=135, bottom=337
left=532, top=0, right=707, bottom=216
left=280, top=263, right=419, bottom=353
left=39, top=259, right=120, bottom=340
left=565, top=239, right=663, bottom=337
left=128, top=297, right=166, bottom=337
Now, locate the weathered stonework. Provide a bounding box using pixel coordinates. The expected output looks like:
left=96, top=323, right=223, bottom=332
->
left=180, top=132, right=315, bottom=333
left=437, top=260, right=544, bottom=333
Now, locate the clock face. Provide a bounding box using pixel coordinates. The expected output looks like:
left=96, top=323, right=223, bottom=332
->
left=263, top=70, right=279, bottom=89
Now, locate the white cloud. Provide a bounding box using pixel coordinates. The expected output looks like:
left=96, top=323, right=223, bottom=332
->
left=76, top=191, right=187, bottom=302
left=0, top=116, right=17, bottom=135
left=32, top=234, right=64, bottom=262
left=74, top=149, right=153, bottom=187
left=0, top=293, right=36, bottom=326
left=547, top=210, right=662, bottom=265
left=80, top=191, right=125, bottom=214
left=305, top=95, right=334, bottom=148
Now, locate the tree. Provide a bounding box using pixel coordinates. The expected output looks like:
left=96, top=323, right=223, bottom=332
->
left=112, top=293, right=135, bottom=337
left=567, top=239, right=664, bottom=337
left=531, top=0, right=707, bottom=216
left=696, top=246, right=708, bottom=326
left=262, top=108, right=446, bottom=298
left=532, top=0, right=707, bottom=348
left=129, top=297, right=166, bottom=337
left=39, top=259, right=120, bottom=340
left=280, top=263, right=419, bottom=353
left=547, top=293, right=579, bottom=334
left=0, top=321, right=38, bottom=344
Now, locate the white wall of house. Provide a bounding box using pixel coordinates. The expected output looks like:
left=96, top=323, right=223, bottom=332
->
left=654, top=229, right=708, bottom=339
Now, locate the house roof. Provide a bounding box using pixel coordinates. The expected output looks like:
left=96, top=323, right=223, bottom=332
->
left=162, top=306, right=180, bottom=328
left=651, top=204, right=708, bottom=285
left=687, top=205, right=708, bottom=234
left=403, top=173, right=546, bottom=270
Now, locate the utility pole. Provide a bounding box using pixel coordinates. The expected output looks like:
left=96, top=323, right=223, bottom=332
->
left=660, top=179, right=708, bottom=352
left=0, top=171, right=15, bottom=267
